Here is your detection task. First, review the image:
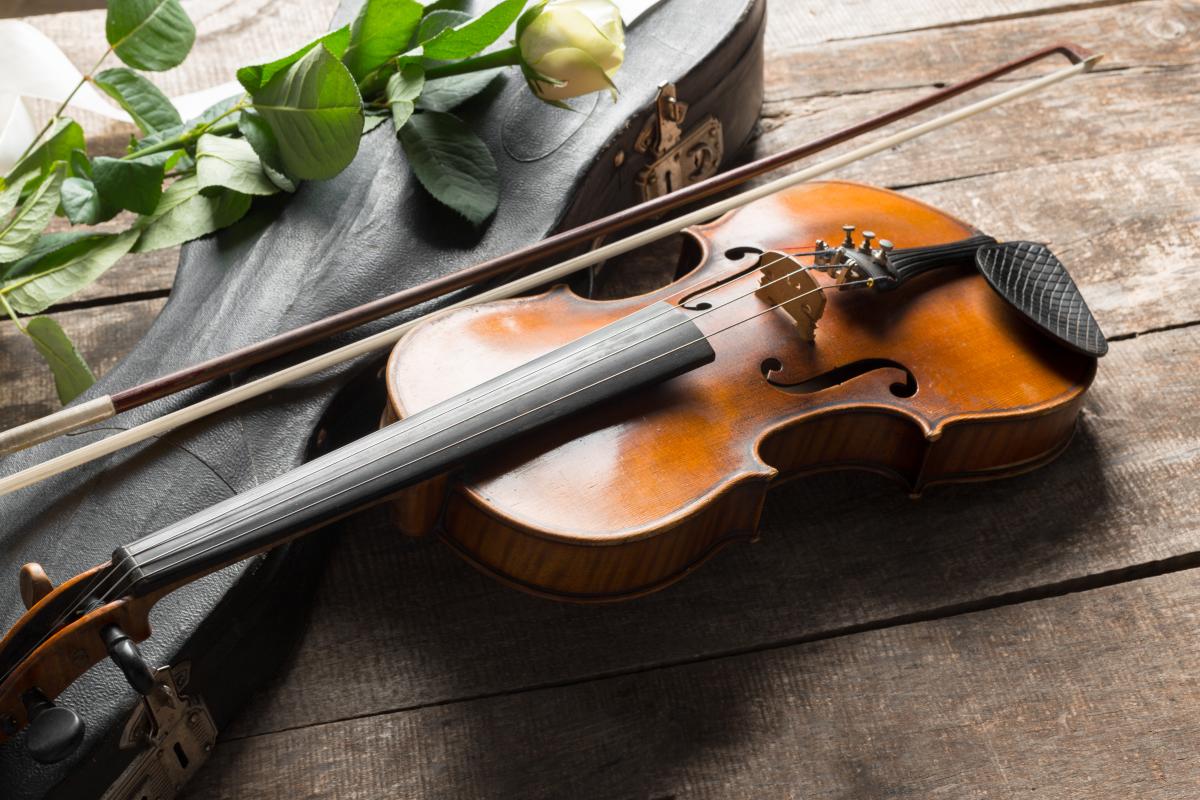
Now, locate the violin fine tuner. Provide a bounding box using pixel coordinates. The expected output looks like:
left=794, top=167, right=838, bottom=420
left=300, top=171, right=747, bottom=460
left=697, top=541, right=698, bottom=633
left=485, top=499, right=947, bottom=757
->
left=812, top=226, right=999, bottom=291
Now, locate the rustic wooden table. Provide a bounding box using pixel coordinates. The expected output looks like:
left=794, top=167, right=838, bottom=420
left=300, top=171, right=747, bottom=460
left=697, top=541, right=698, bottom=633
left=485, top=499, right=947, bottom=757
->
left=4, top=1, right=1199, bottom=797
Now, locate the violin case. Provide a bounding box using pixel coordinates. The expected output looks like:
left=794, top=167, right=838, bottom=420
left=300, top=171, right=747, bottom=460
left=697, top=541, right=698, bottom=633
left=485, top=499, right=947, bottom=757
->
left=0, top=0, right=767, bottom=796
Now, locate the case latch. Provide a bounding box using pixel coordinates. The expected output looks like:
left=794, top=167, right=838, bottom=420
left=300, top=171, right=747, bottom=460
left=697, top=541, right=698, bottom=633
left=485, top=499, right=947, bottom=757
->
left=101, top=663, right=218, bottom=800
left=634, top=83, right=723, bottom=201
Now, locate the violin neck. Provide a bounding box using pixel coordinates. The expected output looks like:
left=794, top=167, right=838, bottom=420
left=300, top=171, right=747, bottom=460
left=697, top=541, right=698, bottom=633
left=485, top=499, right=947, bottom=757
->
left=110, top=302, right=715, bottom=598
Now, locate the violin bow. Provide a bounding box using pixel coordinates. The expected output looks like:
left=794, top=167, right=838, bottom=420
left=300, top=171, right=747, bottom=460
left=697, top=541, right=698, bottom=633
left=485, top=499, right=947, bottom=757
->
left=0, top=43, right=1099, bottom=495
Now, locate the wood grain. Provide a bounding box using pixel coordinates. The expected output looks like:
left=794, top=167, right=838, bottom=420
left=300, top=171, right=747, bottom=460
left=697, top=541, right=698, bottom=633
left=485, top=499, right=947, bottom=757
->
left=216, top=323, right=1199, bottom=740
left=187, top=566, right=1200, bottom=799
left=3, top=0, right=1198, bottom=797
left=385, top=182, right=1094, bottom=601
left=0, top=298, right=164, bottom=430
left=761, top=0, right=1154, bottom=51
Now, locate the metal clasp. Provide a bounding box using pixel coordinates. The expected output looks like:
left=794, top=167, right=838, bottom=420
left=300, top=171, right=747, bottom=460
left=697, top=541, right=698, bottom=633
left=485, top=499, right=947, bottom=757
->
left=633, top=83, right=724, bottom=201
left=101, top=663, right=218, bottom=800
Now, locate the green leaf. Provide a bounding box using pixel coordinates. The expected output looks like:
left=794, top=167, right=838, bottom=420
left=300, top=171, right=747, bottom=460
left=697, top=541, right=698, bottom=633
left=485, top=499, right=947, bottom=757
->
left=106, top=0, right=196, bottom=71
left=343, top=0, right=424, bottom=82
left=93, top=67, right=182, bottom=134
left=386, top=64, right=424, bottom=132
left=68, top=149, right=92, bottom=178
left=61, top=176, right=120, bottom=225
left=130, top=93, right=242, bottom=169
left=363, top=113, right=390, bottom=133
left=417, top=9, right=470, bottom=43
left=0, top=230, right=98, bottom=282
left=249, top=44, right=364, bottom=181
left=4, top=229, right=140, bottom=314
left=132, top=176, right=252, bottom=253
left=423, top=0, right=471, bottom=11
left=237, top=110, right=297, bottom=192
left=398, top=110, right=497, bottom=225
left=196, top=134, right=279, bottom=196
left=421, top=0, right=526, bottom=60
left=236, top=27, right=351, bottom=94
left=25, top=317, right=96, bottom=404
left=417, top=69, right=500, bottom=111
left=0, top=165, right=65, bottom=263
left=0, top=172, right=34, bottom=219
left=91, top=153, right=165, bottom=215
left=5, top=119, right=85, bottom=187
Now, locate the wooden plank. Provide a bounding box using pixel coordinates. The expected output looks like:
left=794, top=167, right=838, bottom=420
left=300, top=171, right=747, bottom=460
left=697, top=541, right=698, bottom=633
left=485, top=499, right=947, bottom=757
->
left=0, top=0, right=103, bottom=18
left=21, top=0, right=341, bottom=105
left=756, top=64, right=1200, bottom=192
left=905, top=144, right=1198, bottom=339
left=0, top=298, right=164, bottom=430
left=187, top=565, right=1200, bottom=799
left=762, top=0, right=1151, bottom=51
left=216, top=324, right=1200, bottom=740
left=746, top=3, right=1200, bottom=339
left=763, top=0, right=1199, bottom=100
left=12, top=0, right=1193, bottom=307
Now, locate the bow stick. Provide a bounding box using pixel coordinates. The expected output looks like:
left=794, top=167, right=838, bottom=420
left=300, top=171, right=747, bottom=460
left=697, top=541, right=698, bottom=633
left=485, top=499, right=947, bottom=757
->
left=0, top=44, right=1099, bottom=495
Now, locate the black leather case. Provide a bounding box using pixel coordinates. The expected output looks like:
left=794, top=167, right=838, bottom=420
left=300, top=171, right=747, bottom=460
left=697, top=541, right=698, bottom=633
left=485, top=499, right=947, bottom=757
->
left=0, top=0, right=766, bottom=796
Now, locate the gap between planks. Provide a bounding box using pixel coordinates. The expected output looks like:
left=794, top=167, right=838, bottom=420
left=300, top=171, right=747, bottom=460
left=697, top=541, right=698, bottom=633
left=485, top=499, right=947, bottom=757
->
left=185, top=562, right=1200, bottom=799
left=219, top=544, right=1200, bottom=744
left=215, top=323, right=1200, bottom=741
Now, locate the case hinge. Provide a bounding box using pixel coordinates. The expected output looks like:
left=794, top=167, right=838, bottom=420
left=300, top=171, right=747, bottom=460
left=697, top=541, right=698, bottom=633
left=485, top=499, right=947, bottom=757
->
left=633, top=83, right=723, bottom=201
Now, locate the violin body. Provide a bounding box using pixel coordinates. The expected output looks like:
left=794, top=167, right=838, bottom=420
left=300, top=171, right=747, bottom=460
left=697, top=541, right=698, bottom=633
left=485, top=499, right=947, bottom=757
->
left=0, top=0, right=768, bottom=794
left=385, top=181, right=1096, bottom=601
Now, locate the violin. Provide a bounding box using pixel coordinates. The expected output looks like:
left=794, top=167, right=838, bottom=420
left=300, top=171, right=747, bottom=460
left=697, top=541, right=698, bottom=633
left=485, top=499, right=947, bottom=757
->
left=0, top=178, right=1106, bottom=756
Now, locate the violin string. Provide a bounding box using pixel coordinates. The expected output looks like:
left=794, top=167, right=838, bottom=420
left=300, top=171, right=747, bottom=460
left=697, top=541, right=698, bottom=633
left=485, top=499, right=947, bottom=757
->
left=122, top=248, right=823, bottom=561
left=129, top=277, right=870, bottom=592
left=116, top=250, right=829, bottom=572
left=0, top=253, right=841, bottom=689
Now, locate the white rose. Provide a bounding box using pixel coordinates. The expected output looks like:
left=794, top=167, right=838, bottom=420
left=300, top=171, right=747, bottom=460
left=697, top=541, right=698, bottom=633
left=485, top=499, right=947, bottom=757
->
left=517, top=0, right=625, bottom=103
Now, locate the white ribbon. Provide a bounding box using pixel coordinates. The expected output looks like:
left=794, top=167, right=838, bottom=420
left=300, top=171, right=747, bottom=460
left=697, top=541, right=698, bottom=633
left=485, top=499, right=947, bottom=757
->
left=0, top=19, right=239, bottom=171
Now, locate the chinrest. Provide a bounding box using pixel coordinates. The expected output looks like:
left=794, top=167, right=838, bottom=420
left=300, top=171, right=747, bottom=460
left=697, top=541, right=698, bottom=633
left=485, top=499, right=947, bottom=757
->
left=0, top=0, right=766, bottom=795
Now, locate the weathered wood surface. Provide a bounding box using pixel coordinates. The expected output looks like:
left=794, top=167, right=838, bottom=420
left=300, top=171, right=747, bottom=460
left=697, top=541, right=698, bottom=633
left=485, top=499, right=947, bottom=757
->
left=1, top=0, right=1197, bottom=797
left=4, top=0, right=1197, bottom=427
left=0, top=299, right=164, bottom=429
left=216, top=325, right=1200, bottom=738
left=190, top=568, right=1200, bottom=799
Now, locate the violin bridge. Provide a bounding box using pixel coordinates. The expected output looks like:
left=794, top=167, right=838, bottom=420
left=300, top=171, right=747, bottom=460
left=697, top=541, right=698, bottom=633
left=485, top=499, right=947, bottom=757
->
left=755, top=251, right=826, bottom=342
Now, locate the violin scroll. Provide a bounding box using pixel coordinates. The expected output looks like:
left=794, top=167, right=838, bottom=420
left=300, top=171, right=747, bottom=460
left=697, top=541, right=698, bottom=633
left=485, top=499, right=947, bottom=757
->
left=0, top=562, right=160, bottom=752
left=18, top=564, right=53, bottom=611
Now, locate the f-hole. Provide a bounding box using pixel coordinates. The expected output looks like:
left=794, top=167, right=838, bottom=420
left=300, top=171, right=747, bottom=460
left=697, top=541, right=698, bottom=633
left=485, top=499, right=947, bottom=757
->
left=173, top=741, right=190, bottom=770
left=677, top=245, right=765, bottom=308
left=762, top=357, right=918, bottom=398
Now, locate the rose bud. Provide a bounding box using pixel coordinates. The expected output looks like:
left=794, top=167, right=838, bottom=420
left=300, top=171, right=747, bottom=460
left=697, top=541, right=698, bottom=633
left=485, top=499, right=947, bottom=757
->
left=516, top=0, right=625, bottom=103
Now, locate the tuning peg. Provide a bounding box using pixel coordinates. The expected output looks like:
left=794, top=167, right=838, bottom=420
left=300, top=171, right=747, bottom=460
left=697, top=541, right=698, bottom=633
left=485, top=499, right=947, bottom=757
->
left=841, top=225, right=855, bottom=247
left=22, top=690, right=84, bottom=764
left=18, top=563, right=53, bottom=610
left=101, top=625, right=157, bottom=696
left=861, top=230, right=876, bottom=251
